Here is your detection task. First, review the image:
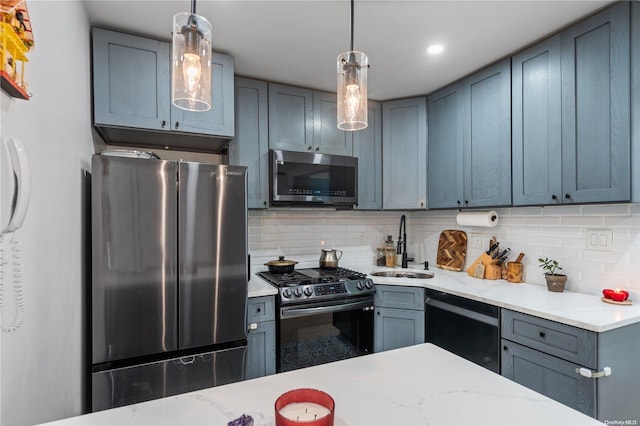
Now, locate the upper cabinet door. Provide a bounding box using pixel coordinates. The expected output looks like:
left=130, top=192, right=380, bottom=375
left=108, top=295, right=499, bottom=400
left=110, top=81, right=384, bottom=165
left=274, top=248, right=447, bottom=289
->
left=171, top=53, right=235, bottom=137
left=313, top=91, right=353, bottom=156
left=92, top=28, right=171, bottom=131
left=382, top=97, right=428, bottom=210
left=561, top=2, right=631, bottom=203
left=354, top=100, right=382, bottom=210
left=229, top=78, right=269, bottom=209
left=512, top=36, right=563, bottom=206
left=463, top=59, right=512, bottom=207
left=427, top=81, right=465, bottom=209
left=268, top=84, right=314, bottom=152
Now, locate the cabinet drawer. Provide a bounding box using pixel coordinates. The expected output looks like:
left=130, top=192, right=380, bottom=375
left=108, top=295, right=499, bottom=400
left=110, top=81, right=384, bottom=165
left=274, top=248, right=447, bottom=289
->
left=247, top=296, right=275, bottom=323
left=501, top=309, right=597, bottom=368
left=374, top=285, right=425, bottom=310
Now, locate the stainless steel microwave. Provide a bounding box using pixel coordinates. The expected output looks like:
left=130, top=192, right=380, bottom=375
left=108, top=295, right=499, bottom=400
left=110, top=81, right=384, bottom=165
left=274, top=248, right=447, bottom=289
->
left=270, top=149, right=358, bottom=207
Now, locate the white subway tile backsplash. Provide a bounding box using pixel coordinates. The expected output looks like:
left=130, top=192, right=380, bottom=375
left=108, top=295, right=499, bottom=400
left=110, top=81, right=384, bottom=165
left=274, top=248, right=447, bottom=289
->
left=248, top=203, right=640, bottom=296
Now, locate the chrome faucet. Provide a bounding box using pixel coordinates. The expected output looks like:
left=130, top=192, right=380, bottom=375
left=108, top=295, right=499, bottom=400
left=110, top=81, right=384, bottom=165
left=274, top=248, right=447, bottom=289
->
left=397, top=214, right=408, bottom=268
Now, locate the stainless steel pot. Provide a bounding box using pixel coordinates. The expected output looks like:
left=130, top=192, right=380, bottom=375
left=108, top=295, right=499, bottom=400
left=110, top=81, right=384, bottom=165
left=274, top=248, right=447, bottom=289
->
left=319, top=248, right=343, bottom=269
left=264, top=256, right=298, bottom=273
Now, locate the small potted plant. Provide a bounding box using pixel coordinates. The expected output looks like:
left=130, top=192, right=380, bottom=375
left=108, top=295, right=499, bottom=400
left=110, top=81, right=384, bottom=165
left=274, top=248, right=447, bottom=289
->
left=538, top=257, right=567, bottom=292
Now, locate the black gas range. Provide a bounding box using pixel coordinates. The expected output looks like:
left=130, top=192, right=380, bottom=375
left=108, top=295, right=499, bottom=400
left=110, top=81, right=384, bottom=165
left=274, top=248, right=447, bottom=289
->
left=257, top=267, right=375, bottom=306
left=258, top=266, right=375, bottom=372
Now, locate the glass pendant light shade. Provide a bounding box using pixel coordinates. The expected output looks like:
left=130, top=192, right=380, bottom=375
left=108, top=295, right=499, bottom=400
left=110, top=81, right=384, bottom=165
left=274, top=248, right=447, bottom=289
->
left=337, top=51, right=368, bottom=131
left=172, top=12, right=212, bottom=111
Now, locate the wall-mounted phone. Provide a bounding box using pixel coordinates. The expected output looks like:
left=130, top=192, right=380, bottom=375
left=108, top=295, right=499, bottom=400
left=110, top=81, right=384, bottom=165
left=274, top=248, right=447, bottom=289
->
left=1, top=138, right=31, bottom=332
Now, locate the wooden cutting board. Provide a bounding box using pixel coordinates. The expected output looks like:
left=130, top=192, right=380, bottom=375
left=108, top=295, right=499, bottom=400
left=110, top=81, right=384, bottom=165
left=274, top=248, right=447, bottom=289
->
left=436, top=230, right=468, bottom=271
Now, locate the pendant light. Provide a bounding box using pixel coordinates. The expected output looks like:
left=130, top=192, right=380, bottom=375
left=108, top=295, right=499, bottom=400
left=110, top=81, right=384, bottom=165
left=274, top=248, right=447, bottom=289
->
left=337, top=0, right=369, bottom=131
left=172, top=0, right=212, bottom=112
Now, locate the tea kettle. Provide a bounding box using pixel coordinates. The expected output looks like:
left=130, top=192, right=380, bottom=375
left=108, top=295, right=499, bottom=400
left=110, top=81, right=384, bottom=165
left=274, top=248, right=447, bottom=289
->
left=319, top=248, right=343, bottom=269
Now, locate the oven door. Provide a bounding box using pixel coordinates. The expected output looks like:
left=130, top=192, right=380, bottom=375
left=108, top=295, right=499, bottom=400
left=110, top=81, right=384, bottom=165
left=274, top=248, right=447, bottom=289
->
left=278, top=297, right=374, bottom=372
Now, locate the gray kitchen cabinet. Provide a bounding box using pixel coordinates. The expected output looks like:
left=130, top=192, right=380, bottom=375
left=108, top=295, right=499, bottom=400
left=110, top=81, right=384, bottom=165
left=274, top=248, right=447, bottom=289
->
left=382, top=97, right=428, bottom=210
left=246, top=296, right=276, bottom=379
left=353, top=100, right=382, bottom=210
left=93, top=28, right=170, bottom=132
left=374, top=285, right=425, bottom=352
left=427, top=81, right=465, bottom=209
left=229, top=78, right=269, bottom=209
left=462, top=59, right=511, bottom=207
left=501, top=309, right=640, bottom=422
left=312, top=91, right=353, bottom=156
left=513, top=2, right=631, bottom=206
left=427, top=60, right=510, bottom=209
left=268, top=84, right=352, bottom=155
left=170, top=53, right=235, bottom=137
left=511, top=35, right=563, bottom=206
left=560, top=1, right=631, bottom=204
left=92, top=28, right=234, bottom=151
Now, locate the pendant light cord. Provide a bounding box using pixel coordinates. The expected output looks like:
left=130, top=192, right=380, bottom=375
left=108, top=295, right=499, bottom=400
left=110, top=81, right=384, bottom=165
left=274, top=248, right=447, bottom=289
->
left=191, top=0, right=196, bottom=15
left=350, top=0, right=354, bottom=51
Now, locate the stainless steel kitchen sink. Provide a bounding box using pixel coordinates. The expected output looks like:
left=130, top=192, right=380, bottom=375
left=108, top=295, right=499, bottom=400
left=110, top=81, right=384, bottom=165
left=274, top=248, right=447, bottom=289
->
left=369, top=271, right=434, bottom=279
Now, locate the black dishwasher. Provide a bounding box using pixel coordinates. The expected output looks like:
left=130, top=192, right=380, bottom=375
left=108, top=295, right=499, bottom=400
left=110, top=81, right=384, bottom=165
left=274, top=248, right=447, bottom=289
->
left=425, top=290, right=500, bottom=373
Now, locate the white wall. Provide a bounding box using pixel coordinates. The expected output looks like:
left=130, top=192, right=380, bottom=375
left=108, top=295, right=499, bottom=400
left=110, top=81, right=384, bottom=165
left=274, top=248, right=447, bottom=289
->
left=0, top=2, right=93, bottom=425
left=248, top=204, right=640, bottom=299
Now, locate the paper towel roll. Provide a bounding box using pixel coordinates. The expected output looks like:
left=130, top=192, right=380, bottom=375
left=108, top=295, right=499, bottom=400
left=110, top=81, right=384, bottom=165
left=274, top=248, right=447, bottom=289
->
left=456, top=211, right=499, bottom=227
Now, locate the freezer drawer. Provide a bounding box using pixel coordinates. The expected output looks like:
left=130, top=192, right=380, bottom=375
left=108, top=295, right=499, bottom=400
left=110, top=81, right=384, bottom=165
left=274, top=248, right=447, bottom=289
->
left=91, top=346, right=247, bottom=412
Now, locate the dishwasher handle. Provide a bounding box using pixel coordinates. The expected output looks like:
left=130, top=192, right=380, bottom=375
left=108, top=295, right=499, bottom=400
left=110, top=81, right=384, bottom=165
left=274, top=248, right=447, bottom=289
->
left=426, top=297, right=499, bottom=327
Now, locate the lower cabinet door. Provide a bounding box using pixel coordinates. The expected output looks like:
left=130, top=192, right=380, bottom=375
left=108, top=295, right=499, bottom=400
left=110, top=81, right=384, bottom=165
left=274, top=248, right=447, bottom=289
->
left=374, top=307, right=425, bottom=353
left=246, top=320, right=276, bottom=379
left=501, top=339, right=596, bottom=417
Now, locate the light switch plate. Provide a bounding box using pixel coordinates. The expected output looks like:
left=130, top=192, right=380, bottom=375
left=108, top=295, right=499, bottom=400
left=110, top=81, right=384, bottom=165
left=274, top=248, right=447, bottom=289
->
left=586, top=229, right=613, bottom=251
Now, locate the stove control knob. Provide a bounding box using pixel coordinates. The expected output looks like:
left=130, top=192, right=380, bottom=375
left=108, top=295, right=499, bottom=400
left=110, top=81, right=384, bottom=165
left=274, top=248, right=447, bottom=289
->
left=365, top=281, right=373, bottom=289
left=356, top=281, right=364, bottom=290
left=304, top=287, right=313, bottom=297
left=294, top=288, right=303, bottom=298
left=282, top=289, right=292, bottom=298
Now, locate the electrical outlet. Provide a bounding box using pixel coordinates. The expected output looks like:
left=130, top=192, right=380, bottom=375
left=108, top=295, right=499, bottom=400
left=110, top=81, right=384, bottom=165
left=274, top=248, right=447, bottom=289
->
left=468, top=233, right=483, bottom=249
left=586, top=229, right=613, bottom=251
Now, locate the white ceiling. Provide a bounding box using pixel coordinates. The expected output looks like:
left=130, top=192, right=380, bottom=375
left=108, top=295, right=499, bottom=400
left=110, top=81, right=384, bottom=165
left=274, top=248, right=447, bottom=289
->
left=83, top=0, right=613, bottom=101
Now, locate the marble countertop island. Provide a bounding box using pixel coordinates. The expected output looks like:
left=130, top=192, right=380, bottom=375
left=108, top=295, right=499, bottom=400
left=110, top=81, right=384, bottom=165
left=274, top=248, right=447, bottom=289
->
left=41, top=343, right=601, bottom=426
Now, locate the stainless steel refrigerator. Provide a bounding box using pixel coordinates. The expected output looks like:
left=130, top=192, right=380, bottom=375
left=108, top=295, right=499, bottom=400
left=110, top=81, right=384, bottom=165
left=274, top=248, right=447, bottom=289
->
left=90, top=154, right=248, bottom=412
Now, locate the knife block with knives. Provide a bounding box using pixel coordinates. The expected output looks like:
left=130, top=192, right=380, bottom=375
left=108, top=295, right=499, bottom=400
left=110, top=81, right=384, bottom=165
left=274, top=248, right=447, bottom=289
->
left=466, top=253, right=502, bottom=280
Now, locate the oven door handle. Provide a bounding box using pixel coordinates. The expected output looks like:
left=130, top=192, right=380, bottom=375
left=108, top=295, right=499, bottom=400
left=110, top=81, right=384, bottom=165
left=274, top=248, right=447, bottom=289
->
left=280, top=300, right=373, bottom=319
left=426, top=298, right=499, bottom=327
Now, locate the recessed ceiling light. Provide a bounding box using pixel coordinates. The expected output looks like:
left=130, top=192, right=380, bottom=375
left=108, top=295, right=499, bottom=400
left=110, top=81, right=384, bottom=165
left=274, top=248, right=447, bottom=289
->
left=427, top=45, right=444, bottom=55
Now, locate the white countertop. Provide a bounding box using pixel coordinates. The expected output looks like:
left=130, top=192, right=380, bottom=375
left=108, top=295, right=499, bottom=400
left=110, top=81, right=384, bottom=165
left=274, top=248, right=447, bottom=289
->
left=39, top=343, right=601, bottom=426
left=249, top=266, right=640, bottom=333
left=368, top=266, right=640, bottom=332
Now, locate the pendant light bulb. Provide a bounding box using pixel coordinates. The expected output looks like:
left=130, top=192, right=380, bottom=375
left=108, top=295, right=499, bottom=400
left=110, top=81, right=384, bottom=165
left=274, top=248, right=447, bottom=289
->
left=337, top=0, right=368, bottom=131
left=172, top=5, right=212, bottom=112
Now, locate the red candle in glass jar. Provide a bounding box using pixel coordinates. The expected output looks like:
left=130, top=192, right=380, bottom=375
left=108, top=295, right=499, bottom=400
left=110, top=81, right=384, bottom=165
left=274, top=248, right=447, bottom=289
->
left=275, top=389, right=335, bottom=426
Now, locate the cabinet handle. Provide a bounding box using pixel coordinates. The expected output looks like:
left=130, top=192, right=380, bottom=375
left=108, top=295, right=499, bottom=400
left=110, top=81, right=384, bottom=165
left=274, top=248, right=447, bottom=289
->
left=256, top=307, right=261, bottom=313
left=551, top=194, right=558, bottom=200
left=576, top=367, right=612, bottom=379
left=539, top=331, right=546, bottom=338
left=503, top=345, right=508, bottom=351
left=263, top=201, right=267, bottom=206
left=161, top=120, right=166, bottom=128
left=457, top=200, right=461, bottom=207
left=315, top=147, right=320, bottom=152
left=565, top=194, right=571, bottom=200
left=377, top=311, right=380, bottom=316
left=464, top=200, right=469, bottom=206
left=175, top=121, right=180, bottom=129
left=307, top=146, right=312, bottom=151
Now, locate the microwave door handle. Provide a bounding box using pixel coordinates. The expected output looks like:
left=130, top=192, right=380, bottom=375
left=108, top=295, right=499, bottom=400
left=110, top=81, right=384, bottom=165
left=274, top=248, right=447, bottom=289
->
left=280, top=300, right=372, bottom=319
